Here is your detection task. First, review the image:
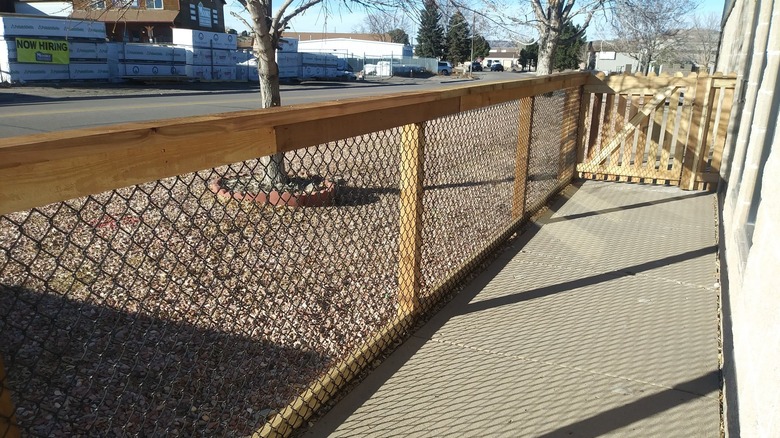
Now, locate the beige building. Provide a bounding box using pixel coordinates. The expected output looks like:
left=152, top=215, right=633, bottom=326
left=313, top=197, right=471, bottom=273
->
left=716, top=0, right=780, bottom=435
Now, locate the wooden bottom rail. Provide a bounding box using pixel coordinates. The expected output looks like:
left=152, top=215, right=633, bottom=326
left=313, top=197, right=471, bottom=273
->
left=255, top=314, right=416, bottom=437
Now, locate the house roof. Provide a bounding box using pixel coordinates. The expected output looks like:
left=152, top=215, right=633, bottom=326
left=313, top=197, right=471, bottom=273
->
left=283, top=32, right=391, bottom=42
left=487, top=40, right=517, bottom=49
left=70, top=9, right=179, bottom=24
left=297, top=38, right=406, bottom=46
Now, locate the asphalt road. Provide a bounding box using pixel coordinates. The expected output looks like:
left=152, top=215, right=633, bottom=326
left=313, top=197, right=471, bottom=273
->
left=0, top=72, right=529, bottom=138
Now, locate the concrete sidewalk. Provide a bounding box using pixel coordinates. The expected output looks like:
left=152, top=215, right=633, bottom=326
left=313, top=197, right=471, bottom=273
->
left=306, top=181, right=722, bottom=437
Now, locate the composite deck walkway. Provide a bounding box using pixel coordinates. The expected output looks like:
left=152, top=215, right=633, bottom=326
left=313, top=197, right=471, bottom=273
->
left=305, top=180, right=722, bottom=437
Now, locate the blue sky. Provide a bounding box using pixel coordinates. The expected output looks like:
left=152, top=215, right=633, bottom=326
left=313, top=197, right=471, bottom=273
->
left=225, top=0, right=727, bottom=41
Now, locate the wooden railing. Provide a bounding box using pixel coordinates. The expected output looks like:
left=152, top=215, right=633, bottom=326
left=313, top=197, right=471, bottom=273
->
left=0, top=73, right=587, bottom=216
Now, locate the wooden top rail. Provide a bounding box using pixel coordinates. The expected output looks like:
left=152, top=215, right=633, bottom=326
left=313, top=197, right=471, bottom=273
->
left=584, top=72, right=737, bottom=95
left=0, top=72, right=588, bottom=215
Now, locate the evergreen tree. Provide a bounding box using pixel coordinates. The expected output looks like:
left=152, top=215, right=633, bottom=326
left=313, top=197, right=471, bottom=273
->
left=519, top=43, right=538, bottom=71
left=445, top=11, right=471, bottom=64
left=553, top=21, right=586, bottom=71
left=388, top=28, right=411, bottom=45
left=415, top=0, right=445, bottom=58
left=472, top=33, right=490, bottom=59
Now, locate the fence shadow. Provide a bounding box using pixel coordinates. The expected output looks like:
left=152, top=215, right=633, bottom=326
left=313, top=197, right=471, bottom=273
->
left=302, top=182, right=720, bottom=436
left=536, top=371, right=720, bottom=437
left=0, top=284, right=328, bottom=436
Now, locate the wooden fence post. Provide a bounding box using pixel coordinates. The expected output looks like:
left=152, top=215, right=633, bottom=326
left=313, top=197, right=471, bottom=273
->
left=1, top=355, right=19, bottom=438
left=559, top=88, right=582, bottom=182
left=512, top=97, right=535, bottom=219
left=710, top=85, right=736, bottom=179
left=681, top=73, right=714, bottom=189
left=575, top=84, right=593, bottom=182
left=398, top=122, right=425, bottom=316
left=576, top=88, right=592, bottom=166
left=583, top=92, right=604, bottom=179
left=671, top=75, right=698, bottom=180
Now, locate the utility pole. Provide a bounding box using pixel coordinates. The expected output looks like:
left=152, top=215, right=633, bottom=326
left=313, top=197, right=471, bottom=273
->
left=469, top=12, right=475, bottom=78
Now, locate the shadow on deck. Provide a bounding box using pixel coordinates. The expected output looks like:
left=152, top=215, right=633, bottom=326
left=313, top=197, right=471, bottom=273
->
left=304, top=180, right=722, bottom=437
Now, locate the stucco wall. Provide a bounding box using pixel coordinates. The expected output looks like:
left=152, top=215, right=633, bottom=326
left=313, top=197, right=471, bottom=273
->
left=717, top=0, right=780, bottom=435
left=592, top=51, right=637, bottom=73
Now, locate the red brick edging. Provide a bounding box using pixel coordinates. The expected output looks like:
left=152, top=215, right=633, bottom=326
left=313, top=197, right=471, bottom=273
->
left=209, top=177, right=336, bottom=207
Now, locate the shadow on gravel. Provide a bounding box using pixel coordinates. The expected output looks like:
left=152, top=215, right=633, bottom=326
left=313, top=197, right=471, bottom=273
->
left=335, top=176, right=516, bottom=207
left=0, top=284, right=328, bottom=436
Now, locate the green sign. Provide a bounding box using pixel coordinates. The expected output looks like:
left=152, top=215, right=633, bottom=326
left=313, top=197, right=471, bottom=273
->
left=15, top=38, right=69, bottom=64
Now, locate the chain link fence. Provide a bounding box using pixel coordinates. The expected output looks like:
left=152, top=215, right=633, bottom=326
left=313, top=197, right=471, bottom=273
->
left=1, top=84, right=581, bottom=437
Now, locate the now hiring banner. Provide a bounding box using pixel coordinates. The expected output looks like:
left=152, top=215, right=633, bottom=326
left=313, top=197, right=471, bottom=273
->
left=16, top=38, right=69, bottom=64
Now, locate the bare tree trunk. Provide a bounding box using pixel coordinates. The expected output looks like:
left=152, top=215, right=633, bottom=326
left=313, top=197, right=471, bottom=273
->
left=255, top=39, right=286, bottom=185
left=587, top=43, right=596, bottom=70
left=529, top=0, right=603, bottom=75
left=536, top=18, right=561, bottom=75
left=248, top=0, right=287, bottom=186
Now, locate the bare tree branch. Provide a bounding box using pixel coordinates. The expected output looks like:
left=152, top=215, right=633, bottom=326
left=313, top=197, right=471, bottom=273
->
left=605, top=0, right=696, bottom=73
left=278, top=0, right=325, bottom=33
left=230, top=10, right=254, bottom=33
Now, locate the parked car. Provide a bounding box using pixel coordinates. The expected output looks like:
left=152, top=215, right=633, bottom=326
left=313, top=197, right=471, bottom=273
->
left=336, top=70, right=357, bottom=81
left=470, top=61, right=483, bottom=72
left=393, top=65, right=427, bottom=76
left=490, top=62, right=504, bottom=72
left=437, top=61, right=452, bottom=75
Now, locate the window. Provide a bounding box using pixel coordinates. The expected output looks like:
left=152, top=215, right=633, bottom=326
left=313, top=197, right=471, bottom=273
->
left=146, top=0, right=163, bottom=8
left=114, top=0, right=139, bottom=7
left=599, top=51, right=616, bottom=60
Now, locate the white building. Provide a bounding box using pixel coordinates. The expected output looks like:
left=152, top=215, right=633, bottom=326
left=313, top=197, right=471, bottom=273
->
left=296, top=38, right=412, bottom=59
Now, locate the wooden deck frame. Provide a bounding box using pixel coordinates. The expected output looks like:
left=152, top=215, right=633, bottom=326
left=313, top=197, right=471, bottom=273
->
left=0, top=71, right=736, bottom=437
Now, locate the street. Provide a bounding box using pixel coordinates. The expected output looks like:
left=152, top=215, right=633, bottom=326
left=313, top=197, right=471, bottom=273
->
left=0, top=72, right=529, bottom=138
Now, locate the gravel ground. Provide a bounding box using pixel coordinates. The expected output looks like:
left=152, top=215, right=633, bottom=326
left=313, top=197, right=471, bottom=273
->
left=0, top=93, right=567, bottom=436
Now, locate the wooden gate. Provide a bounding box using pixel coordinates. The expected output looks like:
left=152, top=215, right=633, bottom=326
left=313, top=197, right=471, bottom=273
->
left=576, top=72, right=736, bottom=190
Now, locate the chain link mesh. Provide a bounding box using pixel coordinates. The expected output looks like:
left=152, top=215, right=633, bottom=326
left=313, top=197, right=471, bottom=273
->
left=527, top=90, right=568, bottom=209
left=420, top=101, right=519, bottom=302
left=1, top=87, right=579, bottom=437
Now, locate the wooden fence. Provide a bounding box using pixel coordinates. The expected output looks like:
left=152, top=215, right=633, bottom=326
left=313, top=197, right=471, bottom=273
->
left=577, top=72, right=736, bottom=190
left=0, top=72, right=587, bottom=437
left=0, top=71, right=734, bottom=437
